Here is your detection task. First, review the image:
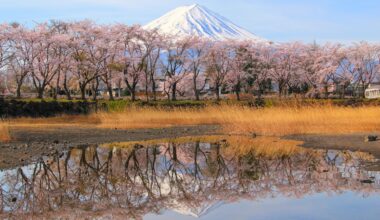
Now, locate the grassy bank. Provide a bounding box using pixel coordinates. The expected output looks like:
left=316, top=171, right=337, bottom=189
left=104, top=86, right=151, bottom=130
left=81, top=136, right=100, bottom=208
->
left=5, top=97, right=380, bottom=112
left=99, top=98, right=380, bottom=111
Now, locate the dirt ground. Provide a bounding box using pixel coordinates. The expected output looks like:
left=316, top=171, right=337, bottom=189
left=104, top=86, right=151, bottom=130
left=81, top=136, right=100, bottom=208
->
left=0, top=125, right=220, bottom=170
left=287, top=133, right=380, bottom=158
left=1, top=125, right=380, bottom=170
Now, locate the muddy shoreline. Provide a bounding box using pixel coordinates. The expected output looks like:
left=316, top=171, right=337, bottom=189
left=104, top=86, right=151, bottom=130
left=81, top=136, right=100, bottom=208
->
left=0, top=125, right=220, bottom=170
left=1, top=125, right=380, bottom=170
left=287, top=133, right=380, bottom=159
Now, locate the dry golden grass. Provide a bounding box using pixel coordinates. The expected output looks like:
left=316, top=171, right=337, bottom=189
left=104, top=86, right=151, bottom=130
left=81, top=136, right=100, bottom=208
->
left=9, top=115, right=99, bottom=128
left=216, top=105, right=380, bottom=135
left=0, top=121, right=10, bottom=142
left=5, top=104, right=380, bottom=136
left=96, top=105, right=380, bottom=136
left=220, top=135, right=304, bottom=157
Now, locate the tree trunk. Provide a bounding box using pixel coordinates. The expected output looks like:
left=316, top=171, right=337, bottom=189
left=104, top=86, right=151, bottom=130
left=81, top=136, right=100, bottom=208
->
left=236, top=90, right=240, bottom=101
left=235, top=83, right=241, bottom=101
left=91, top=77, right=100, bottom=101
left=80, top=84, right=86, bottom=100
left=92, top=92, right=97, bottom=101
left=117, top=82, right=122, bottom=98
left=131, top=90, right=136, bottom=101
left=37, top=88, right=44, bottom=99
left=195, top=90, right=200, bottom=101
left=166, top=91, right=170, bottom=101
left=16, top=84, right=22, bottom=99
left=323, top=84, right=328, bottom=99
left=145, top=74, right=149, bottom=102
left=215, top=85, right=220, bottom=101
left=54, top=72, right=61, bottom=100
left=63, top=74, right=72, bottom=100
left=362, top=83, right=367, bottom=98
left=66, top=91, right=72, bottom=100
left=171, top=82, right=177, bottom=101
left=257, top=83, right=263, bottom=99
left=125, top=83, right=136, bottom=101
left=257, top=90, right=262, bottom=99
left=193, top=77, right=200, bottom=101
left=145, top=88, right=149, bottom=102
left=151, top=80, right=157, bottom=101
left=172, top=145, right=177, bottom=161
left=53, top=88, right=58, bottom=100
left=340, top=87, right=345, bottom=99
left=107, top=84, right=114, bottom=101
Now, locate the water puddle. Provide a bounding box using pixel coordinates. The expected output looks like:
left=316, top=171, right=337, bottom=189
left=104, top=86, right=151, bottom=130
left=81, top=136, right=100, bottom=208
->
left=0, top=136, right=379, bottom=219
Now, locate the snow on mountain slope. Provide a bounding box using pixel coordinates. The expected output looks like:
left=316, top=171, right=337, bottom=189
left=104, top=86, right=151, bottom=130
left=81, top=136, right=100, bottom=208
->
left=144, top=4, right=268, bottom=42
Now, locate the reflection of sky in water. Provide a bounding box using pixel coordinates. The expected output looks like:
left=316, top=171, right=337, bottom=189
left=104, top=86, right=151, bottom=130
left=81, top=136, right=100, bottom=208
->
left=0, top=164, right=35, bottom=189
left=1, top=141, right=380, bottom=219
left=146, top=192, right=380, bottom=220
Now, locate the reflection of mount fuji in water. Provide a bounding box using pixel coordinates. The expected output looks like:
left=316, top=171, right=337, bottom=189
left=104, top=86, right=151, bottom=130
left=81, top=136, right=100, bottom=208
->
left=171, top=199, right=225, bottom=218
left=1, top=137, right=379, bottom=219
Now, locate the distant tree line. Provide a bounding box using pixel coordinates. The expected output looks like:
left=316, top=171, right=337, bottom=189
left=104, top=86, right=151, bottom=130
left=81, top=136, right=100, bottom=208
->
left=0, top=20, right=379, bottom=101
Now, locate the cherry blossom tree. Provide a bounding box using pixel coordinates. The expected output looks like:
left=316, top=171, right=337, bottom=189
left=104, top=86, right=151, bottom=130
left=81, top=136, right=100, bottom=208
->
left=301, top=43, right=343, bottom=98
left=46, top=21, right=72, bottom=99
left=287, top=42, right=341, bottom=97
left=115, top=25, right=148, bottom=101
left=186, top=37, right=210, bottom=100
left=206, top=41, right=234, bottom=100
left=7, top=23, right=40, bottom=98
left=30, top=24, right=63, bottom=99
left=140, top=29, right=163, bottom=101
left=161, top=37, right=191, bottom=101
left=340, top=42, right=380, bottom=97
left=247, top=43, right=273, bottom=98
left=55, top=29, right=75, bottom=100
left=268, top=42, right=302, bottom=97
left=0, top=24, right=11, bottom=69
left=0, top=24, right=12, bottom=95
left=227, top=41, right=251, bottom=100
left=69, top=21, right=108, bottom=100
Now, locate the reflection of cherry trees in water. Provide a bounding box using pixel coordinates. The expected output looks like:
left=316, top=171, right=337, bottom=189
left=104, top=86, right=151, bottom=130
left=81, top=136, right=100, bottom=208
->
left=0, top=141, right=379, bottom=219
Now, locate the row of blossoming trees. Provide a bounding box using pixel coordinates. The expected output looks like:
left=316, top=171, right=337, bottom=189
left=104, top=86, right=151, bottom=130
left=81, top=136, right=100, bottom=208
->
left=0, top=20, right=379, bottom=101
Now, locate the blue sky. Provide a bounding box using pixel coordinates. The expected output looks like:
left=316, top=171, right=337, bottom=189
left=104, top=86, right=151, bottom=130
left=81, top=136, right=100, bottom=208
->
left=1, top=0, right=379, bottom=43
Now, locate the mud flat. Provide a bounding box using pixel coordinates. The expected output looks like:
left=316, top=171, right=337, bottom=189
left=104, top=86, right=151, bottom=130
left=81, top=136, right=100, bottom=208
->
left=287, top=133, right=380, bottom=159
left=0, top=125, right=220, bottom=170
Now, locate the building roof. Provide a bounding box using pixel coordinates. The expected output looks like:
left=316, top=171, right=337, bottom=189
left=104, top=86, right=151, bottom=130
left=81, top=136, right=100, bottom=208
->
left=367, top=84, right=380, bottom=90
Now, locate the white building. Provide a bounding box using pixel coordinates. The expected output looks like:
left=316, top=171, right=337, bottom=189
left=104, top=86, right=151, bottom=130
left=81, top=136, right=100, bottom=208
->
left=365, top=84, right=380, bottom=99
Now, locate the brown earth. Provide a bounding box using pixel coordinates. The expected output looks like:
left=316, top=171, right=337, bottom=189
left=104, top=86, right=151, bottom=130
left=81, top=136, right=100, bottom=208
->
left=0, top=125, right=220, bottom=170
left=287, top=133, right=380, bottom=158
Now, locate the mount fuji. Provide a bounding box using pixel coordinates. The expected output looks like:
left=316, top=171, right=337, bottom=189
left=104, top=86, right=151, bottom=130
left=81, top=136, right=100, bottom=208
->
left=144, top=4, right=268, bottom=42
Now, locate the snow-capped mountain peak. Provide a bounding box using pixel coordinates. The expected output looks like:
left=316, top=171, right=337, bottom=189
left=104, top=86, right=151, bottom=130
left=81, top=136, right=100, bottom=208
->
left=144, top=4, right=268, bottom=42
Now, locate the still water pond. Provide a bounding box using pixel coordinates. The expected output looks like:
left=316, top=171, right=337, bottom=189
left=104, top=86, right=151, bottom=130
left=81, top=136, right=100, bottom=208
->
left=0, top=136, right=379, bottom=219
